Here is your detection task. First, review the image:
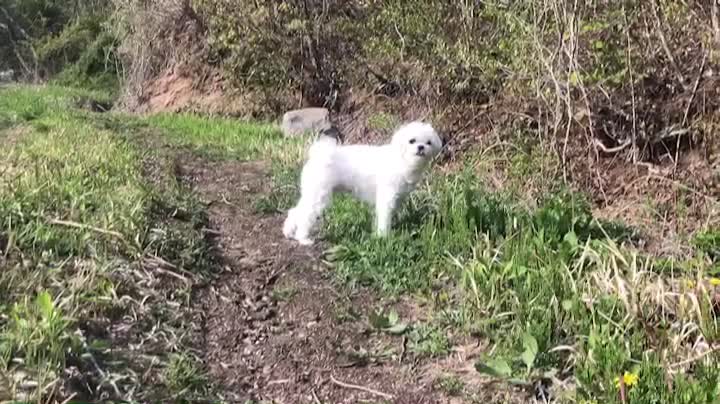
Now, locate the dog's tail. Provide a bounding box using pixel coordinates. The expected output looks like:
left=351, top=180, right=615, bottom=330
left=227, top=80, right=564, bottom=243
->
left=308, top=126, right=340, bottom=160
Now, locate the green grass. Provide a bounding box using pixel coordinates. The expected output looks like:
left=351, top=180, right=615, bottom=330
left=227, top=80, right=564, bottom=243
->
left=0, top=85, right=218, bottom=402
left=433, top=374, right=465, bottom=396
left=163, top=353, right=210, bottom=398
left=3, top=83, right=719, bottom=403
left=139, top=96, right=720, bottom=403
left=145, top=113, right=305, bottom=162
left=261, top=153, right=719, bottom=401
left=1, top=109, right=145, bottom=257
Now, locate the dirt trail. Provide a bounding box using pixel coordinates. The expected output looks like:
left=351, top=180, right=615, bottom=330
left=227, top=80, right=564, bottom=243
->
left=181, top=156, right=451, bottom=403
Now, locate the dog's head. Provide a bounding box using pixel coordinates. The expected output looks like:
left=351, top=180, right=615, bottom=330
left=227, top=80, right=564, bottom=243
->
left=391, top=121, right=442, bottom=166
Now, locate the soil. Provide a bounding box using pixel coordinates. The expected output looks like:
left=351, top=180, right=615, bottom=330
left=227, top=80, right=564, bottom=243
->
left=137, top=69, right=233, bottom=115
left=178, top=155, right=523, bottom=403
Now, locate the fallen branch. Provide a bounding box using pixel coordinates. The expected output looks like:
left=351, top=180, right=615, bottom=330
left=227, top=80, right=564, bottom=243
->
left=648, top=174, right=719, bottom=204
left=48, top=218, right=126, bottom=240
left=329, top=375, right=394, bottom=400
left=82, top=339, right=122, bottom=398
left=650, top=0, right=685, bottom=86
left=266, top=379, right=291, bottom=386
left=0, top=6, right=39, bottom=80
left=59, top=393, right=78, bottom=404
left=593, top=138, right=632, bottom=154
left=683, top=51, right=707, bottom=125
left=669, top=344, right=720, bottom=369
left=144, top=254, right=197, bottom=280
left=712, top=0, right=720, bottom=48
left=154, top=266, right=190, bottom=284
left=311, top=388, right=322, bottom=404
left=655, top=127, right=690, bottom=142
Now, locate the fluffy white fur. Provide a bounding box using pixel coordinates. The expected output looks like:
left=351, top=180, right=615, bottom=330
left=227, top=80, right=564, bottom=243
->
left=283, top=121, right=442, bottom=245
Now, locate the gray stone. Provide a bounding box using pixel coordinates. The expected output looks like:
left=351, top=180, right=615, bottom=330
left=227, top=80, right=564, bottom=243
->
left=281, top=107, right=331, bottom=137
left=0, top=70, right=15, bottom=82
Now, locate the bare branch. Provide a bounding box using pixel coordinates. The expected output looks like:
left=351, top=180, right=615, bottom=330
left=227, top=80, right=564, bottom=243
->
left=713, top=0, right=720, bottom=48
left=650, top=0, right=686, bottom=86
left=329, top=375, right=394, bottom=400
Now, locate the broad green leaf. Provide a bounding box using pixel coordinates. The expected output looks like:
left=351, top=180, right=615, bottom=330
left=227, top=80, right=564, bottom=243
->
left=369, top=311, right=389, bottom=329
left=36, top=290, right=54, bottom=320
left=385, top=322, right=408, bottom=335
left=521, top=333, right=539, bottom=370
left=387, top=310, right=399, bottom=326
left=563, top=231, right=578, bottom=248
left=476, top=357, right=512, bottom=378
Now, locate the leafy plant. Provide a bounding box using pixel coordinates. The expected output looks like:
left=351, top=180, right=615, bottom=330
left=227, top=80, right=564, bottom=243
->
left=408, top=324, right=450, bottom=358
left=0, top=291, right=77, bottom=371
left=369, top=308, right=408, bottom=335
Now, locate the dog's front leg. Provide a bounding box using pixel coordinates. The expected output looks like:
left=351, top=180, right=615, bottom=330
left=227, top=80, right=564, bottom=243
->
left=375, top=189, right=397, bottom=236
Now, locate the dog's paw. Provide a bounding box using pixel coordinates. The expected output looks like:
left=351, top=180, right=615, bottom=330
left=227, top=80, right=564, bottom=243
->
left=297, top=237, right=314, bottom=246
left=282, top=217, right=296, bottom=239
left=375, top=229, right=390, bottom=237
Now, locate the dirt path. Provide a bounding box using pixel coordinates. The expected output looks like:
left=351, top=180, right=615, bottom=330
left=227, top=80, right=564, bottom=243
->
left=181, top=157, right=451, bottom=403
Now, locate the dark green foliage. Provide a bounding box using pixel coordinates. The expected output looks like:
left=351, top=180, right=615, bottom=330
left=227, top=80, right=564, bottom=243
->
left=0, top=0, right=117, bottom=91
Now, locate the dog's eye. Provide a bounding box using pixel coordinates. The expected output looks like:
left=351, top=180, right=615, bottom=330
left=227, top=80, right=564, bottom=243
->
left=409, top=138, right=416, bottom=144
left=426, top=140, right=432, bottom=146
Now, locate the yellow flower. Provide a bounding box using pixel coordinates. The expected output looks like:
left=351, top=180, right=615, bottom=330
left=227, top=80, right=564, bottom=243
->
left=614, top=371, right=639, bottom=389
left=710, top=278, right=720, bottom=286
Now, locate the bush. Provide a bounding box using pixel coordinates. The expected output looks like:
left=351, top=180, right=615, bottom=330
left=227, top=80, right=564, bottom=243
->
left=190, top=1, right=532, bottom=109
left=0, top=0, right=117, bottom=88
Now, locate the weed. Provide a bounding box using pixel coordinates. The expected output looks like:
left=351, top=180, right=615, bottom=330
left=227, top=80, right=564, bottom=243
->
left=145, top=113, right=305, bottom=163
left=408, top=324, right=450, bottom=358
left=694, top=230, right=720, bottom=261
left=4, top=77, right=718, bottom=403
left=0, top=291, right=77, bottom=373
left=163, top=353, right=209, bottom=397
left=0, top=85, right=219, bottom=401
left=271, top=286, right=298, bottom=302
left=369, top=308, right=408, bottom=335
left=433, top=374, right=465, bottom=396
left=0, top=95, right=146, bottom=257
left=253, top=164, right=299, bottom=214
left=367, top=112, right=400, bottom=133
left=306, top=158, right=718, bottom=401
left=332, top=302, right=361, bottom=324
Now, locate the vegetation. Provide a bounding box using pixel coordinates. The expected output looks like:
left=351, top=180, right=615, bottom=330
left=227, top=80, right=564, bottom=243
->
left=1, top=0, right=719, bottom=402
left=0, top=85, right=218, bottom=401
left=259, top=155, right=719, bottom=402
left=0, top=1, right=119, bottom=93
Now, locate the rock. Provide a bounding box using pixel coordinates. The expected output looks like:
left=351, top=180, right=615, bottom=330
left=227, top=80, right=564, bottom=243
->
left=281, top=107, right=331, bottom=137
left=0, top=70, right=15, bottom=82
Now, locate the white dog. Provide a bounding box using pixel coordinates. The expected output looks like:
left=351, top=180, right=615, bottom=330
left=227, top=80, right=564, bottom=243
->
left=282, top=121, right=442, bottom=245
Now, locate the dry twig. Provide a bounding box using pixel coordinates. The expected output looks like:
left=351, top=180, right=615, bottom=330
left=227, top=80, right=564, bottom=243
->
left=669, top=344, right=720, bottom=369
left=593, top=138, right=632, bottom=154
left=329, top=375, right=394, bottom=400
left=311, top=388, right=322, bottom=404
left=650, top=0, right=685, bottom=86
left=712, top=0, right=720, bottom=48
left=0, top=6, right=39, bottom=80
left=48, top=218, right=126, bottom=240
left=683, top=52, right=707, bottom=126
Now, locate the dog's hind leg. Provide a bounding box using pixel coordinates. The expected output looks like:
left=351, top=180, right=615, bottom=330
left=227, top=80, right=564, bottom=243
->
left=282, top=207, right=299, bottom=239
left=292, top=191, right=331, bottom=245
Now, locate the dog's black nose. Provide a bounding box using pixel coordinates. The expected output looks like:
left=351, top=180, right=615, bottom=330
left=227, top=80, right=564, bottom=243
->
left=418, top=144, right=425, bottom=151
